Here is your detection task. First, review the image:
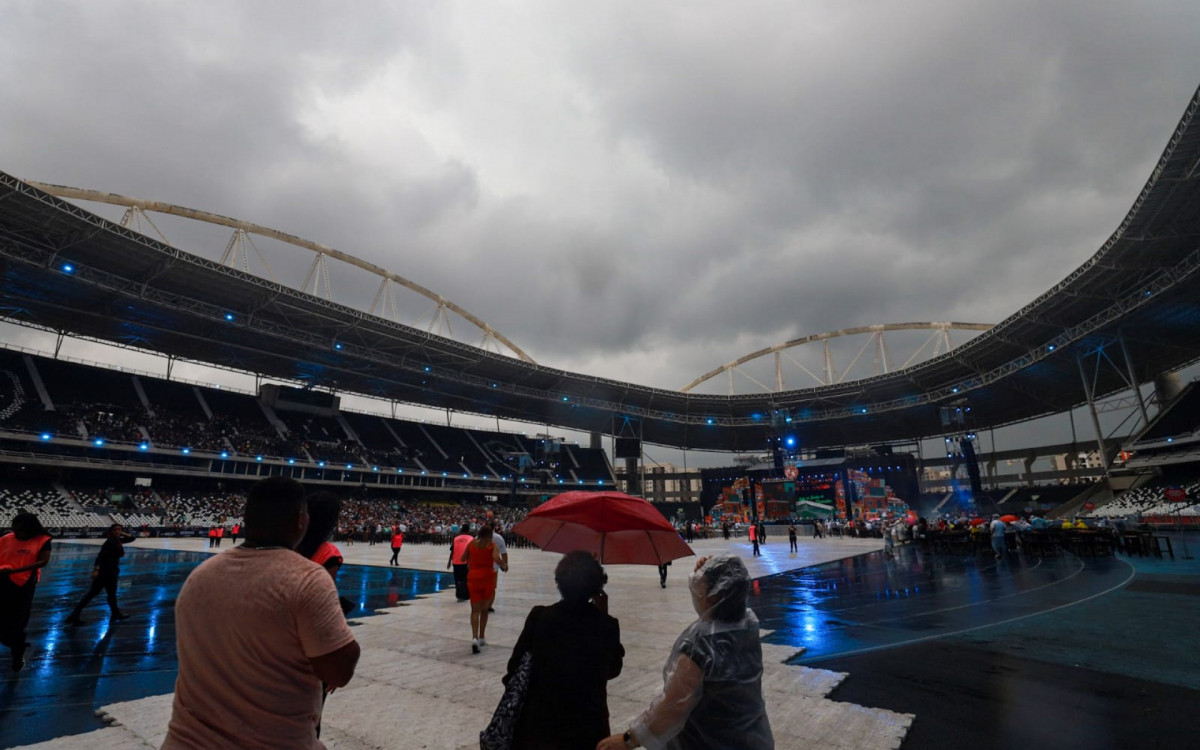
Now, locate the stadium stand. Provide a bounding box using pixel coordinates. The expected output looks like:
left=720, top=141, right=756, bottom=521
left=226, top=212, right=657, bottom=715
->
left=0, top=347, right=615, bottom=533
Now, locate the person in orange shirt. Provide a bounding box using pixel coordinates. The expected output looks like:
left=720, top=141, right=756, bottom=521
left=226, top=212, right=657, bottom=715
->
left=389, top=528, right=404, bottom=566
left=0, top=513, right=53, bottom=673
left=460, top=525, right=507, bottom=653
left=448, top=523, right=474, bottom=601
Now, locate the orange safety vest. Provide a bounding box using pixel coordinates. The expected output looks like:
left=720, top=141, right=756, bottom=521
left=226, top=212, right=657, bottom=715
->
left=391, top=533, right=404, bottom=548
left=208, top=528, right=217, bottom=538
left=0, top=532, right=51, bottom=587
left=311, top=541, right=342, bottom=568
left=216, top=527, right=224, bottom=538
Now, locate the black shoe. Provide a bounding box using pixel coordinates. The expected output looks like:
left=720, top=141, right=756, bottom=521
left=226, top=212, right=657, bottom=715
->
left=12, top=643, right=29, bottom=673
left=112, top=612, right=131, bottom=621
left=487, top=607, right=495, bottom=613
left=660, top=581, right=666, bottom=588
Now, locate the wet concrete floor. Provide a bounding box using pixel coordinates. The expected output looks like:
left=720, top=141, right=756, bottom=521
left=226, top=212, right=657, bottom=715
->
left=2, top=535, right=1196, bottom=748
left=0, top=543, right=449, bottom=747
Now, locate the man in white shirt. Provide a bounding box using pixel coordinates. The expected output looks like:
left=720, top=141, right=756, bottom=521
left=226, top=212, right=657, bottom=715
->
left=489, top=521, right=508, bottom=613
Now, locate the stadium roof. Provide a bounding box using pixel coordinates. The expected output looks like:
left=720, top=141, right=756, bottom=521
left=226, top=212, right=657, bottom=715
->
left=2, top=86, right=1199, bottom=452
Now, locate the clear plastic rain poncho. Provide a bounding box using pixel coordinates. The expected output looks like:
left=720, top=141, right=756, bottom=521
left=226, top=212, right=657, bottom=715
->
left=630, top=554, right=774, bottom=750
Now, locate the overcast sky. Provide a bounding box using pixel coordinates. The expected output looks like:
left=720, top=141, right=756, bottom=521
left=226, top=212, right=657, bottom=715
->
left=3, top=1, right=1199, bottom=421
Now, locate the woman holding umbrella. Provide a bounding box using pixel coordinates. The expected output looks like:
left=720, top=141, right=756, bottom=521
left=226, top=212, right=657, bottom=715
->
left=502, top=550, right=624, bottom=749
left=460, top=524, right=507, bottom=653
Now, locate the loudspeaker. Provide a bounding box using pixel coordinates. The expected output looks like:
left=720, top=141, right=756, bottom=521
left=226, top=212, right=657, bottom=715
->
left=615, top=437, right=641, bottom=459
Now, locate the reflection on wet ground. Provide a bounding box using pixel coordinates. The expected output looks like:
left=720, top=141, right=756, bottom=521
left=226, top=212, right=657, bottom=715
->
left=750, top=544, right=1134, bottom=663
left=749, top=536, right=1200, bottom=750
left=4, top=537, right=1196, bottom=749
left=0, top=543, right=450, bottom=747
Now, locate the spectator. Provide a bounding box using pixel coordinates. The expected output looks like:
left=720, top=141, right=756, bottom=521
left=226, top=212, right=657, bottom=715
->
left=65, top=523, right=136, bottom=625
left=597, top=555, right=773, bottom=750
left=161, top=477, right=359, bottom=749
left=461, top=524, right=506, bottom=654
left=504, top=551, right=623, bottom=749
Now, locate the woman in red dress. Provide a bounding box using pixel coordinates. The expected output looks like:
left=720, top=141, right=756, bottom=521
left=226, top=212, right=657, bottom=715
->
left=461, top=524, right=506, bottom=653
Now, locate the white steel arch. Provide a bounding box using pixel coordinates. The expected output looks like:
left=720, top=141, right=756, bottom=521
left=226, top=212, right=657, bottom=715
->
left=25, top=180, right=536, bottom=364
left=681, top=322, right=995, bottom=393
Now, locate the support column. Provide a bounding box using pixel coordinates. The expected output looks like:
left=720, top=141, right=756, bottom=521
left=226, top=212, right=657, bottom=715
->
left=1118, top=333, right=1151, bottom=429
left=1077, top=355, right=1111, bottom=472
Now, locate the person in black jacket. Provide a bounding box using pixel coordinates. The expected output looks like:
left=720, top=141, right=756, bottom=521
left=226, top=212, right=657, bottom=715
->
left=65, top=523, right=137, bottom=625
left=504, top=550, right=624, bottom=750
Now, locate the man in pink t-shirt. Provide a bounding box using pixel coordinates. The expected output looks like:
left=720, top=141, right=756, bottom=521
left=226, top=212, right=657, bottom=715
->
left=162, top=478, right=359, bottom=750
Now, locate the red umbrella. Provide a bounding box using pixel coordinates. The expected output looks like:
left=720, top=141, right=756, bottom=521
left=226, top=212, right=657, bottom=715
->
left=512, top=491, right=694, bottom=565
left=970, top=517, right=986, bottom=526
left=999, top=514, right=1019, bottom=523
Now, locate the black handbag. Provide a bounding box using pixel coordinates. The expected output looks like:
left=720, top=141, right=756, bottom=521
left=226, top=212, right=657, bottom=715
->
left=479, top=651, right=533, bottom=750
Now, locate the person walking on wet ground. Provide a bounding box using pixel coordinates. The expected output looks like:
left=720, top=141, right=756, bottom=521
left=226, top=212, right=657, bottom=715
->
left=788, top=523, right=798, bottom=553
left=597, top=555, right=773, bottom=750
left=812, top=519, right=824, bottom=539
left=389, top=526, right=404, bottom=566
left=502, top=551, right=624, bottom=750
left=0, top=513, right=52, bottom=673
left=461, top=524, right=506, bottom=653
left=65, top=523, right=137, bottom=626
left=989, top=514, right=1007, bottom=560
left=749, top=522, right=760, bottom=557
left=722, top=522, right=730, bottom=541
left=162, top=477, right=359, bottom=749
left=658, top=560, right=671, bottom=588
left=449, top=523, right=473, bottom=601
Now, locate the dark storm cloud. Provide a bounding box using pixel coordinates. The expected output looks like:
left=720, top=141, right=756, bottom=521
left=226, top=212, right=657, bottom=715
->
left=2, top=0, right=1199, bottom=390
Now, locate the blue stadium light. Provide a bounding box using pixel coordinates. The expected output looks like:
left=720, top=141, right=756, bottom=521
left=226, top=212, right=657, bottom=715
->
left=562, top=396, right=569, bottom=402
left=372, top=466, right=378, bottom=472
left=861, top=408, right=868, bottom=414
left=785, top=417, right=793, bottom=423
left=578, top=480, right=583, bottom=484
left=334, top=342, right=343, bottom=350
left=93, top=438, right=105, bottom=446
left=1167, top=437, right=1174, bottom=443
left=220, top=451, right=229, bottom=458
left=40, top=433, right=51, bottom=441
left=182, top=447, right=191, bottom=455
left=598, top=480, right=604, bottom=485
left=288, top=458, right=296, bottom=464
left=424, top=366, right=431, bottom=372
left=1047, top=344, right=1056, bottom=351
left=421, top=470, right=427, bottom=475
left=396, top=468, right=403, bottom=473
left=62, top=263, right=74, bottom=273
left=785, top=436, right=796, bottom=447
left=345, top=463, right=353, bottom=469
left=706, top=418, right=714, bottom=425
left=492, top=383, right=498, bottom=388
left=462, top=473, right=468, bottom=478
left=139, top=443, right=149, bottom=451
left=952, top=387, right=959, bottom=393
left=224, top=313, right=235, bottom=322
left=441, top=471, right=447, bottom=476
left=256, top=455, right=263, bottom=462
left=318, top=461, right=325, bottom=467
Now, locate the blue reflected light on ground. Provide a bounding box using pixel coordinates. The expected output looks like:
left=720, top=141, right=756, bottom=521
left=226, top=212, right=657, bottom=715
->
left=749, top=545, right=1134, bottom=664
left=0, top=543, right=450, bottom=748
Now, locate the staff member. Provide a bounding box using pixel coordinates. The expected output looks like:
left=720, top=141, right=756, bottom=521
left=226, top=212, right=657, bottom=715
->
left=448, top=523, right=473, bottom=601
left=65, top=523, right=136, bottom=625
left=0, top=513, right=53, bottom=673
left=389, top=527, right=404, bottom=566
